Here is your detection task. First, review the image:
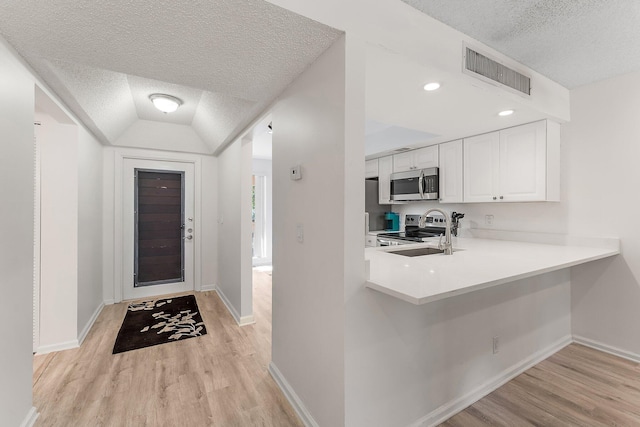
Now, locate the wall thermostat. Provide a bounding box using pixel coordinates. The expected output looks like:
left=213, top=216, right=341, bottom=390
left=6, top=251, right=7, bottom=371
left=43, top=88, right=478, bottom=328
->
left=290, top=165, right=302, bottom=181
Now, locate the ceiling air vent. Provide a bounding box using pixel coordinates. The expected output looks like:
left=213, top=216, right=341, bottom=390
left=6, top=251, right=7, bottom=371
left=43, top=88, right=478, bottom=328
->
left=464, top=47, right=531, bottom=96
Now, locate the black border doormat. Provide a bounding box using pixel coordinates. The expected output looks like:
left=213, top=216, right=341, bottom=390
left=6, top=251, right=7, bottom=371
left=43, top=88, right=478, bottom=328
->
left=113, top=295, right=207, bottom=354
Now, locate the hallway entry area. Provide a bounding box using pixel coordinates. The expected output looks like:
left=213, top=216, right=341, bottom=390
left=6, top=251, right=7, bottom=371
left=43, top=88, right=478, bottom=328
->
left=32, top=271, right=301, bottom=426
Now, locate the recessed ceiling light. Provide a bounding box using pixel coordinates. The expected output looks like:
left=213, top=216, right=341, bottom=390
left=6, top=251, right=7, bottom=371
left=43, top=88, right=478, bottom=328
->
left=498, top=109, right=514, bottom=117
left=149, top=94, right=182, bottom=113
left=423, top=82, right=441, bottom=91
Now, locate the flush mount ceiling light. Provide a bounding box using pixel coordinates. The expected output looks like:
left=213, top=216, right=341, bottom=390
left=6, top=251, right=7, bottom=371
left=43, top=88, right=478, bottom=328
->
left=498, top=109, right=515, bottom=117
left=149, top=94, right=183, bottom=113
left=423, top=82, right=441, bottom=91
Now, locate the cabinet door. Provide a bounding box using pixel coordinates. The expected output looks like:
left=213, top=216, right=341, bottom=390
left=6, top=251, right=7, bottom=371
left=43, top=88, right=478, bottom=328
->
left=392, top=151, right=413, bottom=173
left=498, top=121, right=546, bottom=202
left=413, top=145, right=439, bottom=169
left=439, top=139, right=463, bottom=203
left=365, top=159, right=379, bottom=178
left=464, top=132, right=500, bottom=203
left=378, top=156, right=393, bottom=204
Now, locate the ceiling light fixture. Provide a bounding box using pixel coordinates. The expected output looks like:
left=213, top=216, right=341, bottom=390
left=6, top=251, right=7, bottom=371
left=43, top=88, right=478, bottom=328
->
left=423, top=82, right=441, bottom=91
left=498, top=109, right=514, bottom=117
left=149, top=94, right=183, bottom=113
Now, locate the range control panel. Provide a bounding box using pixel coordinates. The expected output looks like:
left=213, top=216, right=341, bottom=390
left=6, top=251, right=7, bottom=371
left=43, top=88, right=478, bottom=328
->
left=405, top=213, right=446, bottom=227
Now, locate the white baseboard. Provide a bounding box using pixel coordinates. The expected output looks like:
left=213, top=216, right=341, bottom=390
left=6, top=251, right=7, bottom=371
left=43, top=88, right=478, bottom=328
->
left=20, top=407, right=38, bottom=427
left=239, top=314, right=256, bottom=326
left=573, top=335, right=640, bottom=363
left=200, top=283, right=216, bottom=292
left=214, top=286, right=255, bottom=327
left=36, top=339, right=80, bottom=355
left=269, top=362, right=318, bottom=427
left=411, top=335, right=573, bottom=427
left=77, top=302, right=104, bottom=346
left=103, top=299, right=115, bottom=305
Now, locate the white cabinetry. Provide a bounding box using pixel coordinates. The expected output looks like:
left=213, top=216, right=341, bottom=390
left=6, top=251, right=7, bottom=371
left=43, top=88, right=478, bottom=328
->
left=463, top=120, right=560, bottom=203
left=393, top=145, right=438, bottom=173
left=365, top=159, right=379, bottom=178
left=378, top=156, right=393, bottom=204
left=365, top=234, right=377, bottom=247
left=438, top=139, right=464, bottom=203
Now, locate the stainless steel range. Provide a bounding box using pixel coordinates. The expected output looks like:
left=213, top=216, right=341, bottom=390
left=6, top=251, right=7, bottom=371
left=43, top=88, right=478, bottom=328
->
left=377, top=214, right=445, bottom=246
left=376, top=213, right=464, bottom=246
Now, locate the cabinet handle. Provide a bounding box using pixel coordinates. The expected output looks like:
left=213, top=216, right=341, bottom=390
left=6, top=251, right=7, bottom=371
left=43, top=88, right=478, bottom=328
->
left=500, top=196, right=504, bottom=200
left=492, top=196, right=497, bottom=200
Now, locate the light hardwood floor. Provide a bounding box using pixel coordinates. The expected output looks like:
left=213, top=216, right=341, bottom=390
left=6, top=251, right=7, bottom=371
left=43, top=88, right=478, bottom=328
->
left=33, top=271, right=302, bottom=427
left=441, top=343, right=640, bottom=426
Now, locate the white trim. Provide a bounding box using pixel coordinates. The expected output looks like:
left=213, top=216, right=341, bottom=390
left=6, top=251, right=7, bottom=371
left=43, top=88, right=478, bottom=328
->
left=200, top=284, right=216, bottom=292
left=36, top=339, right=80, bottom=355
left=573, top=335, right=640, bottom=363
left=113, top=148, right=203, bottom=303
left=214, top=286, right=255, bottom=326
left=269, top=362, right=318, bottom=427
left=33, top=128, right=41, bottom=353
left=77, top=302, right=104, bottom=346
left=410, top=335, right=572, bottom=427
left=19, top=407, right=39, bottom=427
left=104, top=299, right=115, bottom=306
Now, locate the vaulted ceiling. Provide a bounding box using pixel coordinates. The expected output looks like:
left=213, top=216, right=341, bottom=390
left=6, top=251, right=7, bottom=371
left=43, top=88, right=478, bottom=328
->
left=0, top=0, right=341, bottom=153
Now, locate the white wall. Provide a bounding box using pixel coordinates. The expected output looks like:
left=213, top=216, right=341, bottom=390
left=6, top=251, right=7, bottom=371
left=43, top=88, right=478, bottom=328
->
left=0, top=37, right=36, bottom=426
left=271, top=35, right=365, bottom=427
left=252, top=158, right=273, bottom=264
left=77, top=125, right=104, bottom=335
left=37, top=114, right=79, bottom=349
left=216, top=138, right=253, bottom=322
left=566, top=71, right=640, bottom=357
left=102, top=147, right=218, bottom=303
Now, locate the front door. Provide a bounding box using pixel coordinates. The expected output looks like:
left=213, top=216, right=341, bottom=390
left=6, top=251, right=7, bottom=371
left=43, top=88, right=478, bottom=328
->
left=123, top=159, right=195, bottom=300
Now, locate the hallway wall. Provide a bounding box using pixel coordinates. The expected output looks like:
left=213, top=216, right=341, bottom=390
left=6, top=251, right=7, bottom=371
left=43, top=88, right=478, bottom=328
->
left=0, top=36, right=37, bottom=427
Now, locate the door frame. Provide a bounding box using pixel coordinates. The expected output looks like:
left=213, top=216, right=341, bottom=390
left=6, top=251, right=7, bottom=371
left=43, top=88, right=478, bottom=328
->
left=114, top=149, right=203, bottom=303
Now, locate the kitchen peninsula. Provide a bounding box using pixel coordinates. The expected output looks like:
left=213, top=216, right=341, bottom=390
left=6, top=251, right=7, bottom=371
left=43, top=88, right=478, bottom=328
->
left=365, top=235, right=619, bottom=304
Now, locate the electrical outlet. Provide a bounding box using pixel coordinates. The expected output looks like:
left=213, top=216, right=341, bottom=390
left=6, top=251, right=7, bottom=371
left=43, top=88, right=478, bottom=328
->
left=485, top=215, right=494, bottom=226
left=493, top=336, right=500, bottom=354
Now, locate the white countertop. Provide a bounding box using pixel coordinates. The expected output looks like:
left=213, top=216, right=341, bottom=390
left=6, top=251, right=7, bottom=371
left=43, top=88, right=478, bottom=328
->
left=365, top=236, right=619, bottom=305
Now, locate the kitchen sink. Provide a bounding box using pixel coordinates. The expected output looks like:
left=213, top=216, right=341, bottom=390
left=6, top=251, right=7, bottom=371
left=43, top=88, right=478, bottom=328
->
left=386, top=247, right=446, bottom=257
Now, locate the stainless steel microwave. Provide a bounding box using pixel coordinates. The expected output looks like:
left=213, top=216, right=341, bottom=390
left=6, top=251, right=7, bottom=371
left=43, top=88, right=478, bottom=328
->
left=390, top=167, right=439, bottom=201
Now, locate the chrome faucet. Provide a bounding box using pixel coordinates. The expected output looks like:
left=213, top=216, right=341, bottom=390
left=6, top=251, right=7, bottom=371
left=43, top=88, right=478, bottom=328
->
left=419, top=208, right=453, bottom=255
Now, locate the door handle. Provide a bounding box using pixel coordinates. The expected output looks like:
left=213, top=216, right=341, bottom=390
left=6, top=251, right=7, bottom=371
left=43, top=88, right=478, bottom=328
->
left=184, top=235, right=193, bottom=240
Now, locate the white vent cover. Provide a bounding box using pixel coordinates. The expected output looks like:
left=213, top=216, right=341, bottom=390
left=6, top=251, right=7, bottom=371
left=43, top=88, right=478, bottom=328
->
left=464, top=47, right=531, bottom=96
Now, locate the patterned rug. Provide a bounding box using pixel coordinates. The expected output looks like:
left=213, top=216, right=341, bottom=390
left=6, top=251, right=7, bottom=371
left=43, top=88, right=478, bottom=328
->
left=112, top=294, right=207, bottom=354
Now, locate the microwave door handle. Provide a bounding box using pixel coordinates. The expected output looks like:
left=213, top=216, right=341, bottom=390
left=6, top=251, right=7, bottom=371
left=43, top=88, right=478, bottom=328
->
left=419, top=170, right=425, bottom=199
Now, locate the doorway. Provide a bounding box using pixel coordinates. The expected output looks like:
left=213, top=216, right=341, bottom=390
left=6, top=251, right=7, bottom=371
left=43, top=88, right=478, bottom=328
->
left=122, top=159, right=195, bottom=300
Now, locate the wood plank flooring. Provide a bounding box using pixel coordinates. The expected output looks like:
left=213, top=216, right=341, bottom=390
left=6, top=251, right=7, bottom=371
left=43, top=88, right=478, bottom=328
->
left=33, top=271, right=302, bottom=427
left=441, top=344, right=640, bottom=426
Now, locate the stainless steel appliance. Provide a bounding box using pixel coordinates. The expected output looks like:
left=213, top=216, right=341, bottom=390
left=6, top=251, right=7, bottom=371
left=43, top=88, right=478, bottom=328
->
left=377, top=214, right=446, bottom=246
left=390, top=167, right=439, bottom=201
left=365, top=178, right=390, bottom=231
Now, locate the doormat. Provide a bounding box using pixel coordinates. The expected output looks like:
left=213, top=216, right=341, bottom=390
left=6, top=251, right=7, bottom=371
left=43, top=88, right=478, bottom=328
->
left=112, top=295, right=207, bottom=354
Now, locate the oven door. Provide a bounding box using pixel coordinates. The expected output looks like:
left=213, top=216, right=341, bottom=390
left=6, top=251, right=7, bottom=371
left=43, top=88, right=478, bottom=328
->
left=390, top=170, right=423, bottom=201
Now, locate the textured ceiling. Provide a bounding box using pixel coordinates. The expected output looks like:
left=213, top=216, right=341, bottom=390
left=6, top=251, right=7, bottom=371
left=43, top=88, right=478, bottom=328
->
left=0, top=0, right=341, bottom=152
left=402, top=0, right=640, bottom=89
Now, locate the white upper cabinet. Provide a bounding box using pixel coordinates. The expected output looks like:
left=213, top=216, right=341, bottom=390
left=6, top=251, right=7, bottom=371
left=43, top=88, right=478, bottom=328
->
left=393, top=145, right=438, bottom=173
left=463, top=120, right=560, bottom=203
left=438, top=139, right=464, bottom=203
left=365, top=159, right=379, bottom=178
left=464, top=132, right=500, bottom=203
left=377, top=155, right=393, bottom=204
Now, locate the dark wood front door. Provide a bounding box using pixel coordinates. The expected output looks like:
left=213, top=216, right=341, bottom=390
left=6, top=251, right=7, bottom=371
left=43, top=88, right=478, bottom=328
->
left=135, top=170, right=184, bottom=286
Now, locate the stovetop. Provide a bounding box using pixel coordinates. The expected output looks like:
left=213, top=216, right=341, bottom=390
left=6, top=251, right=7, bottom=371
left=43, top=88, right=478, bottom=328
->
left=377, top=214, right=447, bottom=242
